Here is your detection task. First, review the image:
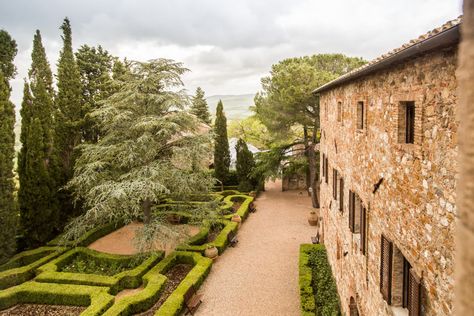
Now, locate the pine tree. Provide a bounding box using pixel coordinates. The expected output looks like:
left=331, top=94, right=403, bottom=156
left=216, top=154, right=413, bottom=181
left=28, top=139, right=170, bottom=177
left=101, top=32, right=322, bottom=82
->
left=0, top=29, right=18, bottom=262
left=235, top=138, right=256, bottom=192
left=213, top=100, right=230, bottom=184
left=191, top=87, right=211, bottom=125
left=54, top=18, right=84, bottom=223
left=18, top=30, right=58, bottom=247
left=76, top=44, right=114, bottom=143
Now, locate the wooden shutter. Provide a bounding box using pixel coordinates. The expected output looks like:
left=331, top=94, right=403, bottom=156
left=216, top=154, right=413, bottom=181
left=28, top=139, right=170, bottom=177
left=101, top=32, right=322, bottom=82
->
left=349, top=191, right=355, bottom=232
left=408, top=269, right=421, bottom=316
left=357, top=102, right=364, bottom=129
left=380, top=235, right=393, bottom=304
left=332, top=169, right=337, bottom=199
left=360, top=206, right=367, bottom=254
left=339, top=178, right=344, bottom=212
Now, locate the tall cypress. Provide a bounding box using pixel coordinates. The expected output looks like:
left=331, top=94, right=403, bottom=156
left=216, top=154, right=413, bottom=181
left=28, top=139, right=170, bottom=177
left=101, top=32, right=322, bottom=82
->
left=213, top=100, right=230, bottom=184
left=55, top=18, right=83, bottom=223
left=191, top=87, right=211, bottom=125
left=19, top=30, right=58, bottom=247
left=235, top=138, right=256, bottom=192
left=0, top=29, right=18, bottom=262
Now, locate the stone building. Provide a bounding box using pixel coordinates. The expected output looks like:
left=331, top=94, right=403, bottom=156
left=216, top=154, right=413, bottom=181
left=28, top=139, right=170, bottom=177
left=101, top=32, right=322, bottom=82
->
left=314, top=18, right=461, bottom=316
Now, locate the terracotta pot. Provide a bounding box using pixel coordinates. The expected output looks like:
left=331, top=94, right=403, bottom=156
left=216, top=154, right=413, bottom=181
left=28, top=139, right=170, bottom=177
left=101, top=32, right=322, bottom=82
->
left=231, top=214, right=242, bottom=223
left=249, top=191, right=257, bottom=197
left=204, top=246, right=218, bottom=259
left=308, top=212, right=318, bottom=226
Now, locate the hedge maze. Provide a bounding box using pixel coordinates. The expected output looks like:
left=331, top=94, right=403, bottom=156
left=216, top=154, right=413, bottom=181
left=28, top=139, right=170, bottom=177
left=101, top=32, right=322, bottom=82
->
left=0, top=191, right=255, bottom=315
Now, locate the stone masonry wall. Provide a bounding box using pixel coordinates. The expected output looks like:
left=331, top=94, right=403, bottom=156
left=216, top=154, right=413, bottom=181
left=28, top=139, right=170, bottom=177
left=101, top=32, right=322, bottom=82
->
left=319, top=47, right=458, bottom=316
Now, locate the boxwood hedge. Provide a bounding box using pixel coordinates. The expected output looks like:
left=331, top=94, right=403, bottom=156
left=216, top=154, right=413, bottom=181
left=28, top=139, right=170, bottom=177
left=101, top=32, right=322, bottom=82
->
left=36, top=247, right=164, bottom=294
left=48, top=222, right=125, bottom=247
left=223, top=194, right=254, bottom=221
left=102, top=251, right=212, bottom=316
left=0, top=246, right=67, bottom=290
left=299, top=244, right=341, bottom=316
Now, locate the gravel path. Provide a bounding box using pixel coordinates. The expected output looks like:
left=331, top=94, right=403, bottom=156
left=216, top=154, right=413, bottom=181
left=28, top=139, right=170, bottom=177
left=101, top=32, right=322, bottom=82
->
left=196, top=180, right=317, bottom=316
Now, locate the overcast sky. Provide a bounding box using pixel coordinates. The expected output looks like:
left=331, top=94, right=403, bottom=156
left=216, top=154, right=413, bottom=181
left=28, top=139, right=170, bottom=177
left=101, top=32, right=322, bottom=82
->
left=0, top=0, right=463, bottom=109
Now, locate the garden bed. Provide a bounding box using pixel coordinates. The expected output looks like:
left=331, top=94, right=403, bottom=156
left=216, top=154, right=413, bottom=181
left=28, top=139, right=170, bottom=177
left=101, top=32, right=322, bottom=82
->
left=135, top=263, right=193, bottom=316
left=0, top=303, right=85, bottom=316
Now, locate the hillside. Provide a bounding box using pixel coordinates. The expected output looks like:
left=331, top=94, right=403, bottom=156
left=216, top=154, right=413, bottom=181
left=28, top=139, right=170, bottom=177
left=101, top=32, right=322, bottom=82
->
left=206, top=94, right=255, bottom=121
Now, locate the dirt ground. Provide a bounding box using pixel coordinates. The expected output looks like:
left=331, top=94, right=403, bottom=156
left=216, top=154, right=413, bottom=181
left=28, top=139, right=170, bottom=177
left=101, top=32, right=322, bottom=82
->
left=195, top=180, right=318, bottom=316
left=88, top=222, right=201, bottom=255
left=0, top=304, right=85, bottom=316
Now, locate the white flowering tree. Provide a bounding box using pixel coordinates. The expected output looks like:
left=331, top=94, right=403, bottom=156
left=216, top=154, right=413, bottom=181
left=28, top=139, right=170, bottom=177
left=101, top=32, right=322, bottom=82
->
left=64, top=59, right=215, bottom=248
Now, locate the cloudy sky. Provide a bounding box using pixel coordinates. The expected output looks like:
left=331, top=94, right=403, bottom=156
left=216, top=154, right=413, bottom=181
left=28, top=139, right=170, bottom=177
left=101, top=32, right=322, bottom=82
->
left=0, top=0, right=463, bottom=109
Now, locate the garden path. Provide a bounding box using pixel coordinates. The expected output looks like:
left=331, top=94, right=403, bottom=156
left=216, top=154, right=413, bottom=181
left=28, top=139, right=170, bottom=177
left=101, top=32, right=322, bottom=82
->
left=195, top=180, right=317, bottom=316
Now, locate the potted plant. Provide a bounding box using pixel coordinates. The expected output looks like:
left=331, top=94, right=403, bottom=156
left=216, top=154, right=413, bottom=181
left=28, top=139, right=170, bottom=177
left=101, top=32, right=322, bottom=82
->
left=308, top=211, right=318, bottom=226
left=204, top=244, right=218, bottom=259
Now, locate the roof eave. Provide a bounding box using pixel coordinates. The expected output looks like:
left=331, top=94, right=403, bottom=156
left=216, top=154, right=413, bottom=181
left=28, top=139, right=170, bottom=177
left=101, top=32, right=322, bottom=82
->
left=312, top=24, right=461, bottom=94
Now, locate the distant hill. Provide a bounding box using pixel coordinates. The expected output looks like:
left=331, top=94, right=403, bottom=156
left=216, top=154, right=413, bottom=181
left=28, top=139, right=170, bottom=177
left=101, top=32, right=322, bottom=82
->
left=206, top=94, right=255, bottom=121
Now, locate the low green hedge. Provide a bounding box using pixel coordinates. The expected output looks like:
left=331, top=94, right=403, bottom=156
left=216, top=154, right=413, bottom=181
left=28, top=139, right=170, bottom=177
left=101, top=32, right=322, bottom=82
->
left=223, top=194, right=254, bottom=221
left=299, top=244, right=341, bottom=316
left=176, top=220, right=238, bottom=255
left=0, top=280, right=114, bottom=315
left=48, top=222, right=124, bottom=247
left=0, top=247, right=67, bottom=290
left=103, top=251, right=212, bottom=316
left=36, top=247, right=164, bottom=294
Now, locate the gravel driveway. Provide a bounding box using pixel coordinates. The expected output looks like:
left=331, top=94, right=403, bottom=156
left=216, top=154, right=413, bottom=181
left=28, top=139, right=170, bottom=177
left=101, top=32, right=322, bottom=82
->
left=195, top=180, right=317, bottom=316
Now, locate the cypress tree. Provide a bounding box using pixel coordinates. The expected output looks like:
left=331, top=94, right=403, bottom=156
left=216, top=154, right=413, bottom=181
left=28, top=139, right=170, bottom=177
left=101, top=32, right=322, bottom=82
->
left=213, top=100, right=230, bottom=184
left=0, top=29, right=18, bottom=261
left=55, top=18, right=83, bottom=223
left=19, top=30, right=58, bottom=247
left=235, top=138, right=256, bottom=192
left=191, top=87, right=211, bottom=125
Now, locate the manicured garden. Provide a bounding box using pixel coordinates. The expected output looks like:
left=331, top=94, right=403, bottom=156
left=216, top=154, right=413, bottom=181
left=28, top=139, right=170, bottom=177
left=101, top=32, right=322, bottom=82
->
left=0, top=191, right=255, bottom=316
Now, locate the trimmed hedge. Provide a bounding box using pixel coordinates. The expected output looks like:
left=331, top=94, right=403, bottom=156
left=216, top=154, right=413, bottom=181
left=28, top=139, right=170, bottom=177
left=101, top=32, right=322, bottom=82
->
left=103, top=251, right=212, bottom=316
left=48, top=222, right=124, bottom=247
left=36, top=247, right=164, bottom=294
left=176, top=220, right=238, bottom=255
left=0, top=281, right=114, bottom=315
left=299, top=244, right=341, bottom=316
left=223, top=194, right=254, bottom=221
left=0, top=247, right=67, bottom=290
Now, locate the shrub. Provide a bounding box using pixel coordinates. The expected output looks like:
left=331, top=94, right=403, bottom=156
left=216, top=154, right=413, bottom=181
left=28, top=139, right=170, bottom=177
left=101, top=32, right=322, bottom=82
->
left=0, top=246, right=67, bottom=290
left=102, top=251, right=212, bottom=316
left=47, top=221, right=124, bottom=247
left=0, top=280, right=114, bottom=315
left=35, top=247, right=164, bottom=294
left=299, top=244, right=341, bottom=316
left=223, top=194, right=254, bottom=221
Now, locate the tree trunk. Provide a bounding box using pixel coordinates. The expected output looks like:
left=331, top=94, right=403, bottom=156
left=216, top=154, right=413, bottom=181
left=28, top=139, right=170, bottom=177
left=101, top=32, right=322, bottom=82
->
left=142, top=198, right=152, bottom=224
left=304, top=125, right=320, bottom=209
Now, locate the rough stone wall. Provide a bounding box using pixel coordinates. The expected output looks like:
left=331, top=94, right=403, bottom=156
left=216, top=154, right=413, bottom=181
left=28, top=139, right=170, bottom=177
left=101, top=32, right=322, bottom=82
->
left=455, top=1, right=474, bottom=314
left=319, top=47, right=458, bottom=316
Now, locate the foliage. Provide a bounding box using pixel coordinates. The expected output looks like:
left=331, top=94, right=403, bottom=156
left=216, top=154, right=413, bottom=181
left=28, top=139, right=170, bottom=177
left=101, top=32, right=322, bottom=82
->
left=235, top=138, right=256, bottom=192
left=228, top=116, right=271, bottom=149
left=65, top=59, right=215, bottom=252
left=0, top=30, right=17, bottom=81
left=213, top=100, right=231, bottom=184
left=299, top=244, right=341, bottom=316
left=0, top=29, right=17, bottom=263
left=190, top=87, right=211, bottom=125
left=61, top=253, right=141, bottom=276
left=18, top=30, right=59, bottom=247
left=76, top=44, right=114, bottom=143
left=55, top=17, right=84, bottom=225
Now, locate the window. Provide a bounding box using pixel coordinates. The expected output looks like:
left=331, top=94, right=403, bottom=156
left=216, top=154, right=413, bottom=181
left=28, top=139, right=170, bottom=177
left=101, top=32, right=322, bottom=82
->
left=398, top=101, right=415, bottom=144
left=349, top=297, right=359, bottom=316
left=356, top=101, right=364, bottom=130
left=332, top=169, right=338, bottom=200
left=380, top=237, right=423, bottom=315
left=337, top=101, right=342, bottom=122
left=339, top=177, right=344, bottom=212
left=325, top=156, right=329, bottom=184
left=360, top=206, right=367, bottom=255
left=348, top=191, right=361, bottom=233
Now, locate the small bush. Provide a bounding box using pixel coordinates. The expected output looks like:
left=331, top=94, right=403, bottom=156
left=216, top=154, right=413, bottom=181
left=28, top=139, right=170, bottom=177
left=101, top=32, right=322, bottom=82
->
left=299, top=244, right=341, bottom=316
